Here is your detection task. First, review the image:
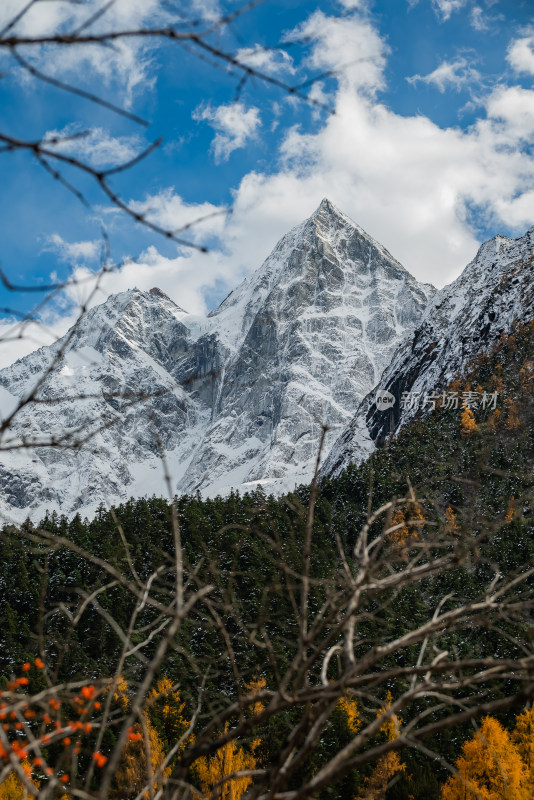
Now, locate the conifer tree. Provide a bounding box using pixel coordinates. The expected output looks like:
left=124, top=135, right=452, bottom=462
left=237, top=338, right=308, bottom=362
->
left=0, top=760, right=39, bottom=800
left=355, top=692, right=405, bottom=800
left=460, top=406, right=477, bottom=436
left=441, top=715, right=529, bottom=800
left=513, top=706, right=534, bottom=793
left=193, top=724, right=258, bottom=800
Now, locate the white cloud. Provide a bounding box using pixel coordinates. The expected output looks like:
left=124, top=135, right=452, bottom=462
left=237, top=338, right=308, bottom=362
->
left=288, top=10, right=387, bottom=95
left=4, top=7, right=534, bottom=371
left=193, top=102, right=262, bottom=163
left=408, top=0, right=469, bottom=21
left=431, top=0, right=468, bottom=21
left=129, top=190, right=227, bottom=245
left=235, top=46, right=295, bottom=76
left=45, top=234, right=102, bottom=263
left=485, top=85, right=534, bottom=143
left=470, top=6, right=490, bottom=31
left=507, top=30, right=534, bottom=76
left=408, top=57, right=480, bottom=92
left=0, top=312, right=78, bottom=369
left=62, top=11, right=534, bottom=310
left=0, top=0, right=178, bottom=106
left=43, top=124, right=143, bottom=168
left=338, top=0, right=371, bottom=9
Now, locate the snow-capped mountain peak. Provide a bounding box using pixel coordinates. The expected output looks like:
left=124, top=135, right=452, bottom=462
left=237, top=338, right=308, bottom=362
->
left=0, top=202, right=435, bottom=520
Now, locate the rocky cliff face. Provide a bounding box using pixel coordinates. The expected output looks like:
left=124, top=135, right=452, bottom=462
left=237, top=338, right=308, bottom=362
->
left=323, top=225, right=534, bottom=478
left=0, top=199, right=434, bottom=521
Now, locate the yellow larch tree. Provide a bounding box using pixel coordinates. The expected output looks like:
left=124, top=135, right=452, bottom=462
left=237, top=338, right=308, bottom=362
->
left=355, top=691, right=405, bottom=800
left=389, top=509, right=410, bottom=546
left=194, top=724, right=258, bottom=800
left=513, top=706, right=534, bottom=793
left=147, top=677, right=191, bottom=755
left=0, top=760, right=39, bottom=800
left=112, top=720, right=169, bottom=800
left=444, top=506, right=459, bottom=534
left=441, top=715, right=529, bottom=800
left=338, top=695, right=361, bottom=735
left=192, top=678, right=266, bottom=800
left=110, top=677, right=170, bottom=800
left=407, top=500, right=424, bottom=539
left=460, top=406, right=477, bottom=436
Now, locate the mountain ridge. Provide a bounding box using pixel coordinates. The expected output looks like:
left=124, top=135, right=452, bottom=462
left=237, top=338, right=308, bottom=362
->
left=323, top=222, right=534, bottom=478
left=0, top=199, right=434, bottom=520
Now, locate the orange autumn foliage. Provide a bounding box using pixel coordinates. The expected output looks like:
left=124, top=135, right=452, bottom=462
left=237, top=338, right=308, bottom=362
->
left=192, top=679, right=266, bottom=800
left=389, top=503, right=423, bottom=557
left=0, top=759, right=39, bottom=800
left=513, top=706, right=534, bottom=793
left=441, top=715, right=529, bottom=800
left=111, top=719, right=168, bottom=800
left=193, top=724, right=257, bottom=800
left=504, top=398, right=520, bottom=430
left=444, top=506, right=459, bottom=534
left=110, top=677, right=170, bottom=800
left=460, top=406, right=477, bottom=436
left=355, top=692, right=405, bottom=800
left=338, top=695, right=360, bottom=735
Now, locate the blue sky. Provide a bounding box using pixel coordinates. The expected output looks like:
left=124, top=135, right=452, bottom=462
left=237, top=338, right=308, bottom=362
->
left=0, top=0, right=533, bottom=366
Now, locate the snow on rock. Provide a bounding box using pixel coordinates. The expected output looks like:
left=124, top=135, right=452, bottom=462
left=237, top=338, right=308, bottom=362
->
left=0, top=199, right=433, bottom=520
left=323, top=224, right=534, bottom=479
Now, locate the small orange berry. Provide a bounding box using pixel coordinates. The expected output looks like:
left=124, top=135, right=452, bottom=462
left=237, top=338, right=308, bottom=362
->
left=63, top=738, right=71, bottom=746
left=94, top=701, right=101, bottom=710
left=60, top=774, right=69, bottom=783
left=22, top=663, right=31, bottom=672
left=92, top=752, right=107, bottom=768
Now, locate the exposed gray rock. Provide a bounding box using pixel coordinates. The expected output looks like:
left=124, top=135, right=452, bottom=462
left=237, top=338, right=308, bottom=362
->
left=323, top=225, right=534, bottom=479
left=0, top=199, right=434, bottom=521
